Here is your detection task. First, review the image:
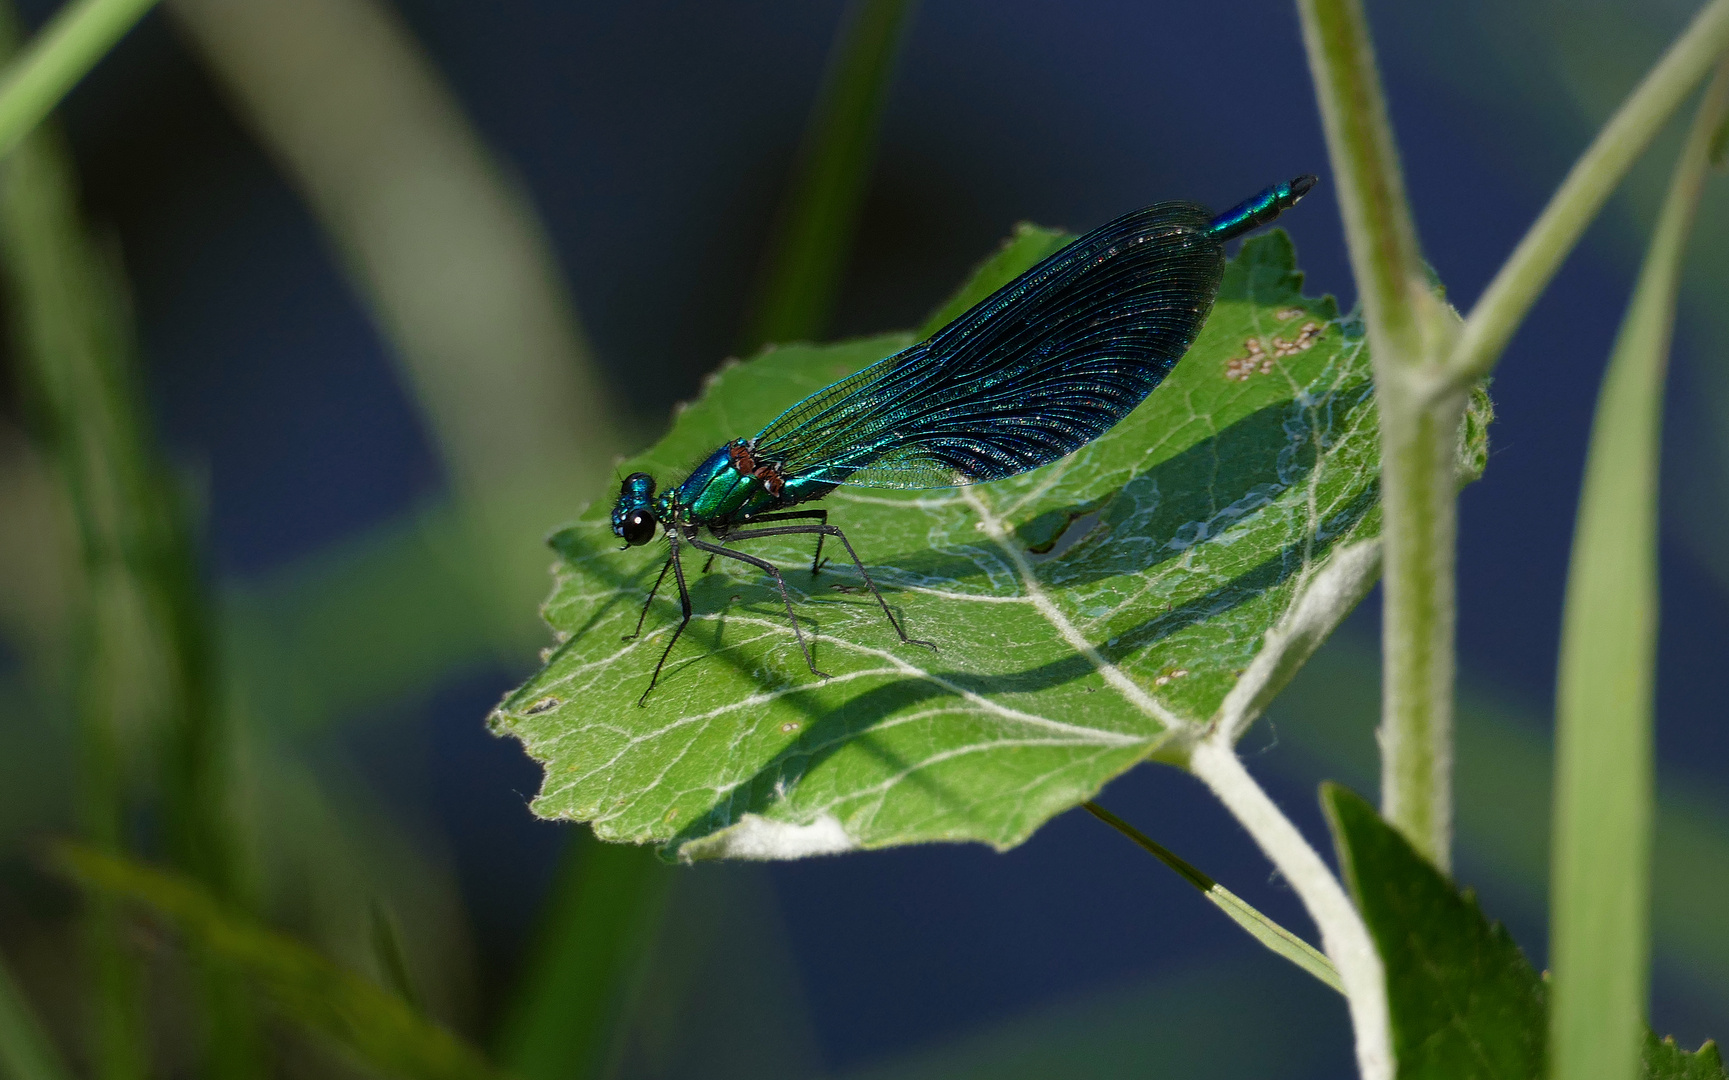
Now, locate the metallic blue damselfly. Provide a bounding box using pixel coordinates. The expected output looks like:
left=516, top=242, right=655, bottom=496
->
left=613, top=175, right=1317, bottom=703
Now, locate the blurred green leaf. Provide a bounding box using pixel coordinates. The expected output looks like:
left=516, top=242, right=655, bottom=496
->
left=495, top=835, right=670, bottom=1080
left=55, top=845, right=510, bottom=1080
left=227, top=500, right=523, bottom=735
left=244, top=750, right=479, bottom=1032
left=492, top=231, right=1466, bottom=859
left=1323, top=782, right=1546, bottom=1080
left=0, top=950, right=73, bottom=1080
left=1708, top=113, right=1729, bottom=166
left=590, top=864, right=822, bottom=1080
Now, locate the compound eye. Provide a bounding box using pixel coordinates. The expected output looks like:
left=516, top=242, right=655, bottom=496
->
left=620, top=510, right=656, bottom=546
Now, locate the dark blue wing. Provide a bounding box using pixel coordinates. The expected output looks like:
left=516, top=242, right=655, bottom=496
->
left=750, top=201, right=1224, bottom=489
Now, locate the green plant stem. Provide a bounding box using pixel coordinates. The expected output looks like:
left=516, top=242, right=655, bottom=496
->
left=0, top=951, right=75, bottom=1080
left=1549, top=54, right=1729, bottom=1080
left=1082, top=802, right=1343, bottom=994
left=740, top=0, right=917, bottom=350
left=1442, top=0, right=1729, bottom=393
left=1370, top=383, right=1462, bottom=872
left=0, top=0, right=158, bottom=157
left=1187, top=740, right=1390, bottom=1080
left=1294, top=0, right=1433, bottom=365
left=1296, top=0, right=1459, bottom=871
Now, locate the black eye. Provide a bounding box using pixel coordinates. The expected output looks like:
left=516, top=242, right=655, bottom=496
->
left=620, top=510, right=656, bottom=546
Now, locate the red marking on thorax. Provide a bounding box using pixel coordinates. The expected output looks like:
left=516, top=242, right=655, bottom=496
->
left=728, top=441, right=787, bottom=496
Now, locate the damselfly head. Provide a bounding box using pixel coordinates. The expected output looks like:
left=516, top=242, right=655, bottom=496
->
left=612, top=472, right=659, bottom=546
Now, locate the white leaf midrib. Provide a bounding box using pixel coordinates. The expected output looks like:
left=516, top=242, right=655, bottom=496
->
left=962, top=488, right=1192, bottom=735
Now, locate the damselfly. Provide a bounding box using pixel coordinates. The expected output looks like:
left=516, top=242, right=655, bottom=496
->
left=613, top=176, right=1318, bottom=703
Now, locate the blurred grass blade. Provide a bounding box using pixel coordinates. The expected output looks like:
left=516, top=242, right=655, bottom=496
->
left=0, top=952, right=74, bottom=1080
left=740, top=0, right=917, bottom=350
left=368, top=899, right=423, bottom=1011
left=1082, top=802, right=1344, bottom=995
left=1710, top=106, right=1729, bottom=165
left=168, top=0, right=615, bottom=506
left=169, top=0, right=624, bottom=665
left=495, top=834, right=671, bottom=1080
left=1550, top=56, right=1729, bottom=1080
left=81, top=903, right=147, bottom=1080
left=0, top=0, right=158, bottom=158
left=0, top=12, right=144, bottom=1078
left=242, top=746, right=482, bottom=1047
left=55, top=844, right=511, bottom=1080
left=0, top=0, right=257, bottom=1073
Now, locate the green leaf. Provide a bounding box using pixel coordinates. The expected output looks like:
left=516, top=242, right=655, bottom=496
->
left=54, top=845, right=509, bottom=1080
left=1644, top=1032, right=1729, bottom=1080
left=1323, top=782, right=1728, bottom=1080
left=1323, top=782, right=1546, bottom=1080
left=493, top=230, right=1475, bottom=859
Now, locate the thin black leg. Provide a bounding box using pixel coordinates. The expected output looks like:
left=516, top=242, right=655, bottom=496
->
left=639, top=533, right=694, bottom=706
left=719, top=523, right=936, bottom=651
left=623, top=554, right=674, bottom=641
left=730, top=509, right=829, bottom=573
left=687, top=537, right=832, bottom=680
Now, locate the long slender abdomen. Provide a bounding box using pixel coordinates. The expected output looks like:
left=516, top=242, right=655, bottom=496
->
left=1207, top=174, right=1317, bottom=242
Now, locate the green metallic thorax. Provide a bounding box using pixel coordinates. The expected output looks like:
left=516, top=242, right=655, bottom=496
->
left=663, top=442, right=784, bottom=527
